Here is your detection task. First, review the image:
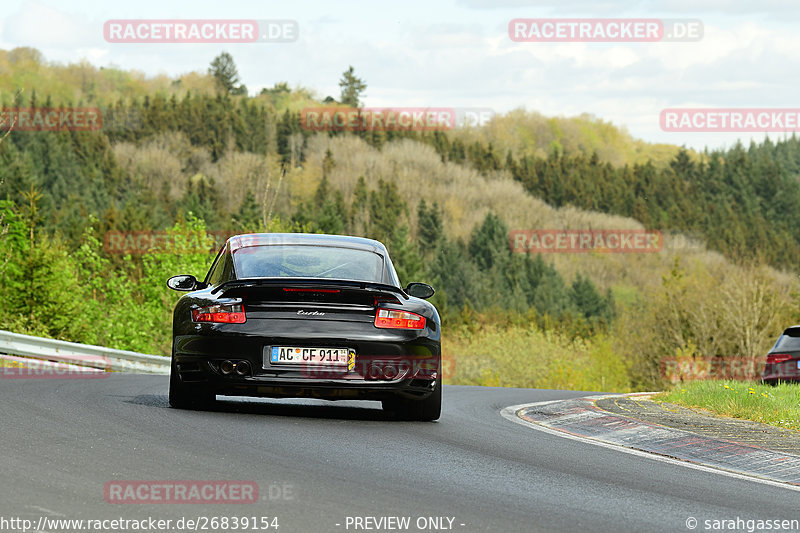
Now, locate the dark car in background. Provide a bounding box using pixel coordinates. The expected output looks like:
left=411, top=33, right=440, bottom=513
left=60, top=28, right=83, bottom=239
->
left=761, top=326, right=800, bottom=383
left=166, top=233, right=442, bottom=420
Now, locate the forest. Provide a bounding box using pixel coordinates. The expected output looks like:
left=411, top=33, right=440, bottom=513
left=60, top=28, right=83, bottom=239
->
left=1, top=46, right=797, bottom=391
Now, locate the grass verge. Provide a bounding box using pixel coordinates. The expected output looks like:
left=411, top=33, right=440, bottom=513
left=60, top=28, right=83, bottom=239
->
left=656, top=380, right=800, bottom=431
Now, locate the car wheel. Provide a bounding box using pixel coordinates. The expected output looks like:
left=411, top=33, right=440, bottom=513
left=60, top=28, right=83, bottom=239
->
left=382, top=378, right=441, bottom=421
left=169, top=362, right=215, bottom=410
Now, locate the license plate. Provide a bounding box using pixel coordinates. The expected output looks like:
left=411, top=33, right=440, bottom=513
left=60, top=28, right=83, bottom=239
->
left=267, top=346, right=350, bottom=366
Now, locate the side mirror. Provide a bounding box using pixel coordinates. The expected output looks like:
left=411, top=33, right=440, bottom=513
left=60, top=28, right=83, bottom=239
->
left=405, top=282, right=435, bottom=299
left=167, top=275, right=199, bottom=291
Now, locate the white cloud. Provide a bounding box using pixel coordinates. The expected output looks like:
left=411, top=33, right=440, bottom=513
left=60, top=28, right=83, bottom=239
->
left=2, top=1, right=97, bottom=47
left=456, top=0, right=800, bottom=17
left=0, top=0, right=797, bottom=150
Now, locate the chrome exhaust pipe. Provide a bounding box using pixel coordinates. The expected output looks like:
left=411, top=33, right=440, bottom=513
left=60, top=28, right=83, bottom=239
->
left=235, top=360, right=251, bottom=376
left=219, top=360, right=234, bottom=375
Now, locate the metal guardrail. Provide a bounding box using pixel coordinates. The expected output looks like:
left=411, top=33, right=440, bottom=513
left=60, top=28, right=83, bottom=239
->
left=0, top=330, right=170, bottom=374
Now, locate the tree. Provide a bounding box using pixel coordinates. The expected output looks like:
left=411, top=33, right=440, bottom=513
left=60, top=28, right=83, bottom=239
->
left=260, top=82, right=291, bottom=96
left=180, top=173, right=223, bottom=228
left=468, top=212, right=509, bottom=271
left=388, top=224, right=424, bottom=285
left=428, top=238, right=482, bottom=313
left=2, top=185, right=89, bottom=340
left=322, top=148, right=336, bottom=178
left=533, top=268, right=571, bottom=319
left=417, top=199, right=443, bottom=259
left=349, top=175, right=369, bottom=235
left=312, top=176, right=346, bottom=234
left=209, top=52, right=245, bottom=95
left=232, top=191, right=261, bottom=231
left=368, top=180, right=405, bottom=244
left=570, top=274, right=615, bottom=326
left=339, top=66, right=367, bottom=107
left=292, top=175, right=346, bottom=235
left=316, top=189, right=347, bottom=234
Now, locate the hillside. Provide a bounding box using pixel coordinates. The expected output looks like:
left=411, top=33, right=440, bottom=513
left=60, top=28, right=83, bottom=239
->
left=0, top=47, right=798, bottom=392
left=449, top=108, right=684, bottom=167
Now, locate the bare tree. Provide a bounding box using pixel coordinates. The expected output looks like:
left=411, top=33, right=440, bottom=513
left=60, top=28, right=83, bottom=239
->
left=288, top=132, right=304, bottom=168
left=259, top=162, right=286, bottom=229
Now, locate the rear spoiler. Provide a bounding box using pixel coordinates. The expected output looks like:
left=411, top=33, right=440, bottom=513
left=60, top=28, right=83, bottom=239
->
left=211, top=278, right=409, bottom=300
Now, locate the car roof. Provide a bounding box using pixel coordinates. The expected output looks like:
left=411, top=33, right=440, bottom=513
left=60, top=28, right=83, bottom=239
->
left=227, top=233, right=388, bottom=255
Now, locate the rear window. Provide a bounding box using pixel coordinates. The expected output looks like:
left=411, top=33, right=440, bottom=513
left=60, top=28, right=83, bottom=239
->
left=771, top=328, right=800, bottom=352
left=232, top=245, right=385, bottom=283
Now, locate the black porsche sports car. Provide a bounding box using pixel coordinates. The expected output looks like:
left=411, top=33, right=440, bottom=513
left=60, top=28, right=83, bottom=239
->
left=166, top=233, right=442, bottom=420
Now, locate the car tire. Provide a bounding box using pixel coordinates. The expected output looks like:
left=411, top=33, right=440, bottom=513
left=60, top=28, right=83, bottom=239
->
left=382, top=378, right=441, bottom=421
left=169, top=363, right=215, bottom=410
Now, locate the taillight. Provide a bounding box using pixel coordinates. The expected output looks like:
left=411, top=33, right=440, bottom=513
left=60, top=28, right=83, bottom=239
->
left=191, top=303, right=246, bottom=324
left=767, top=353, right=793, bottom=364
left=374, top=309, right=425, bottom=330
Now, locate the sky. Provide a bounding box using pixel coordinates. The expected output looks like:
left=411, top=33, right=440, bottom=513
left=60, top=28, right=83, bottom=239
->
left=2, top=0, right=799, bottom=151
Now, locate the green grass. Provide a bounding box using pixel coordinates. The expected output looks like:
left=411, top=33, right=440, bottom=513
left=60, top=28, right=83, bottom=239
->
left=657, top=380, right=800, bottom=431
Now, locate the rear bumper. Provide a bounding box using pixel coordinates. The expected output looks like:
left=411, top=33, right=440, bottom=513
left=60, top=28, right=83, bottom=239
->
left=172, top=334, right=440, bottom=401
left=761, top=361, right=800, bottom=383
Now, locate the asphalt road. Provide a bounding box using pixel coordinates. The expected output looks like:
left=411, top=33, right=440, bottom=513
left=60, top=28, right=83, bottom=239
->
left=1, top=375, right=798, bottom=533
